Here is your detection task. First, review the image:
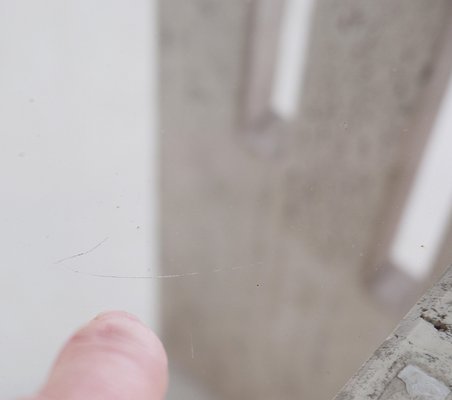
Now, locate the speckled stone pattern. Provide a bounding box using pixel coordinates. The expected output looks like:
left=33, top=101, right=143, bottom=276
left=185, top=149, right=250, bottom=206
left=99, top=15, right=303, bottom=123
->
left=333, top=265, right=452, bottom=400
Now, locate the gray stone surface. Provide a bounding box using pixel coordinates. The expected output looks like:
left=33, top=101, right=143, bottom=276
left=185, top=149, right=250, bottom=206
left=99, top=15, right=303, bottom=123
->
left=334, top=266, right=452, bottom=400
left=398, top=365, right=450, bottom=400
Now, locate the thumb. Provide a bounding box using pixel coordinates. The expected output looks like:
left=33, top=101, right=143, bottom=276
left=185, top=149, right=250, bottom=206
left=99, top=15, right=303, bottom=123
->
left=27, top=311, right=168, bottom=400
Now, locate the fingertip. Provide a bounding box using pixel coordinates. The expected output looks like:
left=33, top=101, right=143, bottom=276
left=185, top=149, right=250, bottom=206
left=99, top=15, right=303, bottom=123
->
left=90, top=310, right=168, bottom=367
left=95, top=310, right=168, bottom=370
left=94, top=310, right=141, bottom=323
left=36, top=310, right=168, bottom=400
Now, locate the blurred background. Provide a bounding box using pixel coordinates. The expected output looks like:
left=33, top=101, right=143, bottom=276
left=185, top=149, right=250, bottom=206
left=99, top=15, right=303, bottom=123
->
left=1, top=0, right=452, bottom=399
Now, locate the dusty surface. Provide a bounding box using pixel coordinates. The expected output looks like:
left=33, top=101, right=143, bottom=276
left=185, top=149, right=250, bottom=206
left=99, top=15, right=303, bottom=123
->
left=160, top=1, right=452, bottom=399
left=334, top=266, right=452, bottom=400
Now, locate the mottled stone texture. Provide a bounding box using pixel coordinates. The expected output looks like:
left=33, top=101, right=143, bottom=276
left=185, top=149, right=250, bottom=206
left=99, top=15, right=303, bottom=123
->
left=160, top=1, right=452, bottom=399
left=334, top=265, right=452, bottom=400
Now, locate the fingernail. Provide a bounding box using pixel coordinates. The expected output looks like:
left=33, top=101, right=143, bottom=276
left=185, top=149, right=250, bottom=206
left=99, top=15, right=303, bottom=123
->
left=94, top=310, right=141, bottom=323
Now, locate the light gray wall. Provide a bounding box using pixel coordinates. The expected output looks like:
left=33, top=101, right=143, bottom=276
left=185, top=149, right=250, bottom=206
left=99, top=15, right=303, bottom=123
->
left=0, top=1, right=158, bottom=397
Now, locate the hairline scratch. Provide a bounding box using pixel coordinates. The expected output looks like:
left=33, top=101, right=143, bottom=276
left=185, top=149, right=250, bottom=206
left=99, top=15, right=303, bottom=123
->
left=189, top=330, right=195, bottom=359
left=61, top=264, right=251, bottom=279
left=55, top=237, right=110, bottom=264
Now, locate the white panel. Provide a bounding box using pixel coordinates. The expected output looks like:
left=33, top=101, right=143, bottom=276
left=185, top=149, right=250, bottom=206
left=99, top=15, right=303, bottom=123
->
left=390, top=73, right=452, bottom=280
left=0, top=0, right=158, bottom=397
left=271, top=0, right=315, bottom=119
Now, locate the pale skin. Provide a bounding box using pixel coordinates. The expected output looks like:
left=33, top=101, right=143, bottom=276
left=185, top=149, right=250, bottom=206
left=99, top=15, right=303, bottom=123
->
left=22, top=311, right=168, bottom=400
